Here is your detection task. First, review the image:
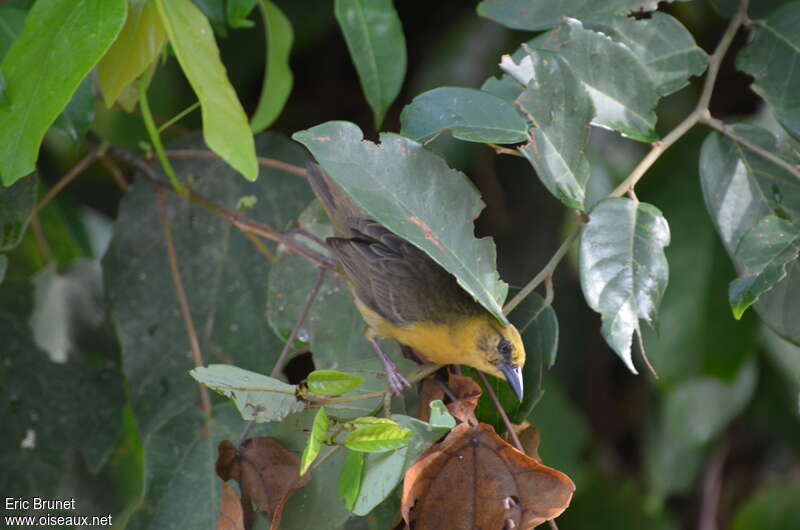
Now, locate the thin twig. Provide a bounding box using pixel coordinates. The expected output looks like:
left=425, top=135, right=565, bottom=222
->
left=101, top=155, right=129, bottom=191
left=307, top=445, right=342, bottom=474
left=157, top=101, right=201, bottom=134
left=486, top=143, right=524, bottom=157
left=35, top=144, right=102, bottom=213
left=698, top=441, right=729, bottom=530
left=271, top=269, right=328, bottom=377
left=701, top=115, right=800, bottom=180
left=314, top=363, right=443, bottom=405
left=162, top=149, right=308, bottom=177
left=548, top=519, right=560, bottom=530
left=29, top=214, right=52, bottom=266
left=157, top=190, right=211, bottom=416
left=477, top=372, right=523, bottom=452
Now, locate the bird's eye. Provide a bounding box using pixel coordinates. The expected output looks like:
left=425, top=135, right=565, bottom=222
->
left=498, top=338, right=513, bottom=358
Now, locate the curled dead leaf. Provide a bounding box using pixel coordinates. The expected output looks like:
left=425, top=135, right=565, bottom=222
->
left=217, top=480, right=245, bottom=530
left=508, top=421, right=542, bottom=464
left=402, top=423, right=574, bottom=530
left=445, top=373, right=482, bottom=425
left=216, top=437, right=311, bottom=530
left=417, top=378, right=445, bottom=423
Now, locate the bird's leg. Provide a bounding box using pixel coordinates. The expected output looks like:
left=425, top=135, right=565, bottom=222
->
left=367, top=337, right=411, bottom=396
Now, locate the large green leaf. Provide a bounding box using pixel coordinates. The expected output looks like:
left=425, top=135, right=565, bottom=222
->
left=476, top=0, right=652, bottom=31
left=293, top=121, right=509, bottom=325
left=334, top=0, right=406, bottom=128
left=0, top=0, right=126, bottom=186
left=399, top=86, right=528, bottom=144
left=584, top=12, right=708, bottom=97
left=579, top=198, right=671, bottom=372
left=729, top=215, right=800, bottom=319
left=155, top=0, right=258, bottom=181
left=50, top=74, right=95, bottom=149
left=104, top=133, right=312, bottom=437
left=250, top=0, right=294, bottom=132
left=737, top=2, right=800, bottom=139
left=517, top=51, right=593, bottom=210
left=0, top=172, right=35, bottom=251
left=97, top=0, right=167, bottom=109
left=699, top=125, right=800, bottom=343
left=733, top=483, right=800, bottom=530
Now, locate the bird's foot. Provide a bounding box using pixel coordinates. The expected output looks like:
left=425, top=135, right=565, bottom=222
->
left=369, top=338, right=411, bottom=396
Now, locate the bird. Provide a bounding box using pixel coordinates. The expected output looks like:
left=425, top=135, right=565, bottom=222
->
left=305, top=164, right=526, bottom=400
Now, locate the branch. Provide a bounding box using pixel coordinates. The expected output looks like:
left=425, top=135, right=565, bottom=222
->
left=698, top=441, right=729, bottom=530
left=477, top=372, right=523, bottom=451
left=157, top=190, right=211, bottom=416
left=35, top=143, right=102, bottom=213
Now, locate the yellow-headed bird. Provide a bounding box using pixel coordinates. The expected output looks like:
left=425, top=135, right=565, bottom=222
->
left=306, top=165, right=525, bottom=399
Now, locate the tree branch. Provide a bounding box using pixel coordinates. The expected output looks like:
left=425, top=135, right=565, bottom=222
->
left=35, top=143, right=102, bottom=213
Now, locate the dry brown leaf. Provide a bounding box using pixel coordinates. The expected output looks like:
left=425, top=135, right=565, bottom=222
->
left=446, top=373, right=481, bottom=425
left=508, top=421, right=542, bottom=464
left=417, top=378, right=445, bottom=423
left=217, top=480, right=245, bottom=530
left=402, top=423, right=575, bottom=530
left=216, top=437, right=311, bottom=530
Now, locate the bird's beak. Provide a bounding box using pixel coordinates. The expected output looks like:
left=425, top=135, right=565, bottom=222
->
left=500, top=363, right=524, bottom=401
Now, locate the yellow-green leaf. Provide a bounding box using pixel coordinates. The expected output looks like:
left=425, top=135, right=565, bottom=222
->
left=300, top=406, right=330, bottom=475
left=306, top=369, right=365, bottom=396
left=250, top=0, right=293, bottom=133
left=343, top=424, right=411, bottom=453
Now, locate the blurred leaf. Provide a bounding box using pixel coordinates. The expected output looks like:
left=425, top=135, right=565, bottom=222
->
left=307, top=369, right=365, bottom=396
left=516, top=50, right=593, bottom=210
left=293, top=121, right=509, bottom=325
left=155, top=0, right=258, bottom=181
left=0, top=0, right=126, bottom=186
left=428, top=400, right=456, bottom=429
left=399, top=86, right=528, bottom=144
left=737, top=3, right=800, bottom=139
left=0, top=255, right=6, bottom=284
left=97, top=0, right=167, bottom=109
left=0, top=7, right=27, bottom=59
left=344, top=423, right=411, bottom=453
left=351, top=415, right=451, bottom=516
left=733, top=483, right=800, bottom=530
left=104, top=133, right=311, bottom=437
left=584, top=12, right=708, bottom=97
left=700, top=125, right=800, bottom=343
left=250, top=0, right=294, bottom=132
left=338, top=450, right=364, bottom=510
left=532, top=19, right=659, bottom=142
left=50, top=74, right=95, bottom=149
left=217, top=480, right=245, bottom=530
left=226, top=0, right=257, bottom=28
left=579, top=198, right=671, bottom=372
left=518, top=293, right=559, bottom=370
left=334, top=0, right=406, bottom=128
left=729, top=215, right=800, bottom=319
left=476, top=0, right=651, bottom=31
left=0, top=172, right=36, bottom=252
left=300, top=406, right=329, bottom=474
left=709, top=0, right=792, bottom=20
left=190, top=365, right=306, bottom=422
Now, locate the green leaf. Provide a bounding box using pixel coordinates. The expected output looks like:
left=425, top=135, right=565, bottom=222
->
left=334, top=0, right=406, bottom=128
left=733, top=483, right=800, bottom=530
left=579, top=198, right=671, bottom=372
left=226, top=0, right=257, bottom=28
left=50, top=74, right=95, bottom=148
left=729, top=215, right=800, bottom=319
left=0, top=0, right=127, bottom=186
left=0, top=172, right=36, bottom=252
left=190, top=365, right=306, bottom=422
left=300, top=406, right=330, bottom=475
left=293, top=121, right=510, bottom=325
left=0, top=7, right=27, bottom=59
left=343, top=423, right=411, bottom=453
left=736, top=3, right=800, bottom=139
left=155, top=0, right=258, bottom=181
left=97, top=0, right=167, bottom=109
left=338, top=450, right=364, bottom=510
left=529, top=19, right=659, bottom=142
left=428, top=400, right=456, bottom=429
left=307, top=369, right=365, bottom=396
left=519, top=293, right=559, bottom=370
left=699, top=125, right=800, bottom=343
left=250, top=0, right=294, bottom=132
left=352, top=417, right=398, bottom=425
left=477, top=0, right=653, bottom=31
left=104, top=133, right=312, bottom=437
left=516, top=50, right=593, bottom=210
left=584, top=13, right=708, bottom=97
left=399, top=86, right=528, bottom=144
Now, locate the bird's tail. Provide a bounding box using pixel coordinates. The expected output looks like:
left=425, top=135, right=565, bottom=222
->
left=305, top=164, right=363, bottom=237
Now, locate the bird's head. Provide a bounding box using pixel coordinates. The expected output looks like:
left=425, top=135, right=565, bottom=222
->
left=467, top=317, right=526, bottom=401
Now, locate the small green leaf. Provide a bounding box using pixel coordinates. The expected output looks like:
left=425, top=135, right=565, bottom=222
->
left=293, top=121, right=509, bottom=325
left=307, top=369, right=365, bottom=396
left=351, top=417, right=398, bottom=425
left=579, top=198, right=671, bottom=372
left=343, top=424, right=411, bottom=453
left=516, top=50, right=593, bottom=210
left=477, top=0, right=652, bottom=31
left=400, top=86, right=528, bottom=144
left=337, top=450, right=364, bottom=509
left=250, top=0, right=293, bottom=132
left=155, top=0, right=258, bottom=181
left=226, top=0, right=257, bottom=28
left=428, top=400, right=456, bottom=429
left=729, top=215, right=800, bottom=319
left=0, top=0, right=127, bottom=186
left=190, top=365, right=306, bottom=422
left=300, top=406, right=330, bottom=475
left=334, top=0, right=406, bottom=128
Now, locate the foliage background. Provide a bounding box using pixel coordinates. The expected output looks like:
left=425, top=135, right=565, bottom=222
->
left=1, top=0, right=799, bottom=529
